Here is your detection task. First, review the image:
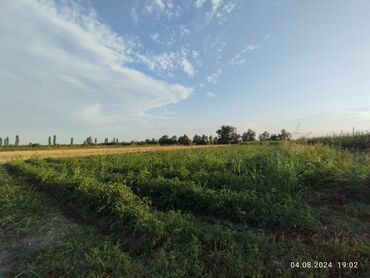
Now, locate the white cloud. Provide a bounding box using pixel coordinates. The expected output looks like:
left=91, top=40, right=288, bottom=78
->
left=0, top=0, right=192, bottom=133
left=211, top=0, right=223, bottom=12
left=181, top=58, right=195, bottom=77
left=195, top=0, right=207, bottom=8
left=150, top=32, right=160, bottom=42
left=229, top=44, right=259, bottom=65
left=166, top=31, right=176, bottom=46
left=207, top=69, right=222, bottom=83
left=180, top=25, right=190, bottom=36
left=131, top=6, right=139, bottom=24
left=206, top=91, right=216, bottom=98
left=195, top=0, right=237, bottom=22
left=338, top=106, right=370, bottom=118
left=145, top=4, right=153, bottom=14
left=83, top=103, right=102, bottom=118
left=136, top=48, right=197, bottom=77
left=229, top=56, right=246, bottom=65
left=154, top=0, right=165, bottom=10
left=264, top=34, right=271, bottom=41
left=145, top=0, right=179, bottom=18
left=242, top=44, right=260, bottom=52
left=202, top=34, right=227, bottom=57
left=207, top=0, right=223, bottom=18
left=192, top=50, right=200, bottom=59
left=223, top=2, right=236, bottom=13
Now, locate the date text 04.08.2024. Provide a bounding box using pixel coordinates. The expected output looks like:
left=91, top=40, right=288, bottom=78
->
left=290, top=261, right=358, bottom=269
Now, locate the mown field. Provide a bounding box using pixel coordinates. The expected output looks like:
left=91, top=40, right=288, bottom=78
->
left=1, top=144, right=369, bottom=277
left=0, top=145, right=217, bottom=164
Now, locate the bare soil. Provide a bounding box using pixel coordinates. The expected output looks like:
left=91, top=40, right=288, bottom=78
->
left=0, top=213, right=79, bottom=277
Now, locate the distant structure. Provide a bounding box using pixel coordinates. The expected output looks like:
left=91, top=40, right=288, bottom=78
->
left=293, top=123, right=312, bottom=139
left=15, top=135, right=20, bottom=146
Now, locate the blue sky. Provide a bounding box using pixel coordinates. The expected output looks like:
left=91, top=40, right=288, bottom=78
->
left=1, top=0, right=370, bottom=143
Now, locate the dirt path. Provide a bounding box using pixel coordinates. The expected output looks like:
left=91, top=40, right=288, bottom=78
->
left=0, top=145, right=222, bottom=164
left=0, top=213, right=80, bottom=277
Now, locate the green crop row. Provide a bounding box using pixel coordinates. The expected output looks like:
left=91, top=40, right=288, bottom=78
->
left=40, top=145, right=301, bottom=195
left=130, top=177, right=317, bottom=229
left=26, top=150, right=318, bottom=230
left=6, top=160, right=165, bottom=250
left=7, top=159, right=299, bottom=276
left=29, top=144, right=370, bottom=228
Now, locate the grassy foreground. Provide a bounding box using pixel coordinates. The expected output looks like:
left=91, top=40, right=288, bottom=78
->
left=0, top=166, right=143, bottom=277
left=1, top=144, right=369, bottom=277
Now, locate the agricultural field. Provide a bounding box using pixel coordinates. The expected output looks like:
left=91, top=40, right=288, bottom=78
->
left=1, top=144, right=369, bottom=277
left=0, top=145, right=216, bottom=164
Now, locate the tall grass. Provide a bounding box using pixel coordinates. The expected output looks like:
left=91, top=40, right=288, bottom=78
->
left=307, top=133, right=370, bottom=151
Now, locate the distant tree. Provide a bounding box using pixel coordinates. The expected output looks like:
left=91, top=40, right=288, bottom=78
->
left=270, top=134, right=279, bottom=141
left=15, top=135, right=20, bottom=146
left=233, top=133, right=241, bottom=143
left=0, top=137, right=2, bottom=147
left=242, top=129, right=256, bottom=142
left=48, top=136, right=52, bottom=146
left=104, top=138, right=108, bottom=144
left=94, top=138, right=97, bottom=144
left=144, top=138, right=156, bottom=144
left=170, top=135, right=178, bottom=145
left=192, top=134, right=209, bottom=145
left=70, top=138, right=74, bottom=146
left=213, top=137, right=218, bottom=145
left=4, top=137, right=9, bottom=146
left=209, top=135, right=213, bottom=145
left=178, top=134, right=192, bottom=145
left=192, top=134, right=202, bottom=145
left=202, top=135, right=209, bottom=144
left=83, top=140, right=86, bottom=145
left=279, top=129, right=291, bottom=141
left=216, top=125, right=240, bottom=144
left=53, top=135, right=57, bottom=146
left=158, top=135, right=170, bottom=145
left=259, top=131, right=270, bottom=141
left=86, top=136, right=93, bottom=144
left=116, top=138, right=119, bottom=143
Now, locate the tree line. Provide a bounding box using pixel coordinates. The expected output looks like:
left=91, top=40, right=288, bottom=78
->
left=152, top=126, right=291, bottom=145
left=0, top=126, right=291, bottom=148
